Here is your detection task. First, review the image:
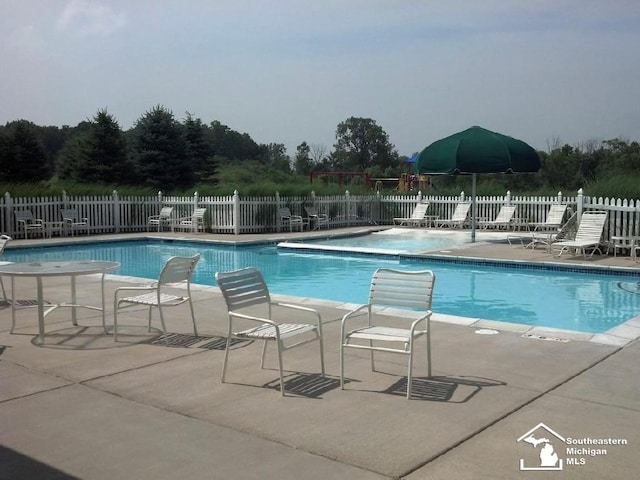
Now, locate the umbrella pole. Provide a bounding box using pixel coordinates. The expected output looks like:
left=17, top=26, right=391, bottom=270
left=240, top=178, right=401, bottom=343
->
left=471, top=173, right=477, bottom=242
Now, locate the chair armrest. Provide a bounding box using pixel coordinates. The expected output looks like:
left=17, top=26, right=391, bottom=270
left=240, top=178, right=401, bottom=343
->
left=114, top=285, right=156, bottom=296
left=228, top=310, right=278, bottom=327
left=409, top=311, right=432, bottom=333
left=270, top=301, right=323, bottom=327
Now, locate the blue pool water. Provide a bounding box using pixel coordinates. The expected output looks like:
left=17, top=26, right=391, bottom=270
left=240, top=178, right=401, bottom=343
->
left=3, top=240, right=640, bottom=334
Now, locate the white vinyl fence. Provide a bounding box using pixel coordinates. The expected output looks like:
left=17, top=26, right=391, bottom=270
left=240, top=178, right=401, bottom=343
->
left=2, top=189, right=639, bottom=243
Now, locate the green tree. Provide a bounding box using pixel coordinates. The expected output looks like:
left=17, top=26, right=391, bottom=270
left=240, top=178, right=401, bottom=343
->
left=294, top=141, right=313, bottom=175
left=332, top=117, right=399, bottom=172
left=131, top=106, right=191, bottom=190
left=3, top=120, right=49, bottom=181
left=184, top=113, right=218, bottom=184
left=57, top=110, right=130, bottom=184
left=260, top=142, right=290, bottom=171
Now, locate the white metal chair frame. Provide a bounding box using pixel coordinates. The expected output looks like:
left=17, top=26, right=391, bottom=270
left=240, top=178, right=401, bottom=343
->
left=436, top=202, right=471, bottom=228
left=147, top=206, right=174, bottom=232
left=113, top=254, right=201, bottom=341
left=216, top=267, right=325, bottom=396
left=60, top=208, right=89, bottom=236
left=393, top=202, right=431, bottom=227
left=479, top=205, right=517, bottom=230
left=304, top=206, right=329, bottom=230
left=340, top=268, right=435, bottom=399
left=278, top=207, right=306, bottom=232
left=0, top=235, right=11, bottom=302
left=174, top=207, right=207, bottom=233
left=14, top=210, right=45, bottom=239
left=551, top=211, right=608, bottom=259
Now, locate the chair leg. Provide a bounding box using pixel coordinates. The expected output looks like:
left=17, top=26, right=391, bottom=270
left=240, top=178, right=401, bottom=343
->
left=369, top=340, right=375, bottom=372
left=260, top=340, right=268, bottom=369
left=407, top=347, right=414, bottom=400
left=0, top=276, right=6, bottom=302
left=188, top=298, right=198, bottom=336
left=318, top=332, right=325, bottom=376
left=276, top=340, right=285, bottom=396
left=113, top=299, right=120, bottom=341
left=221, top=334, right=232, bottom=383
left=340, top=344, right=345, bottom=390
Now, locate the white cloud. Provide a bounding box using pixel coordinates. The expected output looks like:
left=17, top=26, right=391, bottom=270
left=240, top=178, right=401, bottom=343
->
left=56, top=0, right=126, bottom=37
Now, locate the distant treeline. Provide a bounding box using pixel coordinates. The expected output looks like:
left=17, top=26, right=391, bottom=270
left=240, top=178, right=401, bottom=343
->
left=1, top=106, right=639, bottom=198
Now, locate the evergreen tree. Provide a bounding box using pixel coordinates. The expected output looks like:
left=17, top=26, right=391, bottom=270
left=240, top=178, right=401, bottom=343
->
left=132, top=105, right=191, bottom=190
left=184, top=113, right=217, bottom=184
left=57, top=110, right=130, bottom=184
left=4, top=120, right=49, bottom=181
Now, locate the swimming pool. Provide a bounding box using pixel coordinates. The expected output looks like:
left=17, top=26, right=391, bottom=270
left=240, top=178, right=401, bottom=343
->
left=3, top=239, right=640, bottom=334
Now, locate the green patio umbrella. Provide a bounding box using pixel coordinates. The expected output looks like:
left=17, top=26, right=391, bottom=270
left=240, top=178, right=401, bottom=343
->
left=415, top=126, right=540, bottom=241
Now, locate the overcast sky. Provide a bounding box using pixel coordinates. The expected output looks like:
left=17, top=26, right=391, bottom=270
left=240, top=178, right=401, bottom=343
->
left=2, top=1, right=639, bottom=157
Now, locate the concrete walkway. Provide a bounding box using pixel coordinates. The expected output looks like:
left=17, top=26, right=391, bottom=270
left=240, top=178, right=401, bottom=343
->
left=1, top=229, right=639, bottom=479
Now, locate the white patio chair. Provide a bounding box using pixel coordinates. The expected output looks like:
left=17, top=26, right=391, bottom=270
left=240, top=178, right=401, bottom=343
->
left=340, top=268, right=435, bottom=399
left=551, top=211, right=608, bottom=259
left=304, top=205, right=329, bottom=230
left=14, top=210, right=45, bottom=239
left=478, top=205, right=517, bottom=230
left=527, top=204, right=570, bottom=249
left=174, top=207, right=207, bottom=233
left=278, top=207, right=306, bottom=232
left=216, top=267, right=325, bottom=396
left=393, top=202, right=431, bottom=227
left=147, top=206, right=174, bottom=232
left=60, top=208, right=89, bottom=236
left=0, top=235, right=11, bottom=302
left=436, top=202, right=471, bottom=228
left=113, top=254, right=201, bottom=341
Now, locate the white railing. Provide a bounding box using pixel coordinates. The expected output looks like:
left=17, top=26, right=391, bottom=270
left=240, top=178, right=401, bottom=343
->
left=2, top=189, right=639, bottom=242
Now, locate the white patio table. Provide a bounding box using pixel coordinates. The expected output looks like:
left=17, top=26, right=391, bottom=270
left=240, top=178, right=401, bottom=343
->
left=0, top=260, right=120, bottom=344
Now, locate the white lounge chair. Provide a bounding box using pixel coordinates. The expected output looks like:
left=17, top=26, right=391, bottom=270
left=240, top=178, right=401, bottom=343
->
left=436, top=202, right=471, bottom=228
left=174, top=207, right=207, bottom=233
left=147, top=206, right=174, bottom=232
left=527, top=204, right=569, bottom=249
left=14, top=210, right=44, bottom=239
left=550, top=211, right=608, bottom=259
left=60, top=208, right=89, bottom=236
left=340, top=268, right=435, bottom=399
left=216, top=267, right=325, bottom=396
left=393, top=202, right=431, bottom=227
left=304, top=205, right=329, bottom=230
left=478, top=205, right=517, bottom=230
left=113, top=254, right=201, bottom=341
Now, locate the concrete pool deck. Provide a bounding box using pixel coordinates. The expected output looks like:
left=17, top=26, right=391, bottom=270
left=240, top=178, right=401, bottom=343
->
left=1, top=227, right=639, bottom=479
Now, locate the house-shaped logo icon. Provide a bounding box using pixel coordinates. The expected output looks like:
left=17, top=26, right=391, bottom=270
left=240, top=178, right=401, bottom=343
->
left=517, top=422, right=566, bottom=471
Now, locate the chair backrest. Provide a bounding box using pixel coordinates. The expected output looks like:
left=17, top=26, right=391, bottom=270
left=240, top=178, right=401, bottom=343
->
left=411, top=203, right=430, bottom=219
left=574, top=211, right=608, bottom=242
left=494, top=205, right=516, bottom=222
left=451, top=203, right=471, bottom=221
left=216, top=267, right=270, bottom=310
left=14, top=210, right=35, bottom=222
left=0, top=235, right=11, bottom=255
left=60, top=208, right=79, bottom=221
left=304, top=206, right=319, bottom=216
left=279, top=207, right=293, bottom=218
left=192, top=208, right=207, bottom=219
left=158, top=254, right=201, bottom=286
left=159, top=207, right=173, bottom=219
left=368, top=268, right=435, bottom=311
left=544, top=204, right=568, bottom=226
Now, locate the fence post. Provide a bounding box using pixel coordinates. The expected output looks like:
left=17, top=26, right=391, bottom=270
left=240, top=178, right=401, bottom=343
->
left=345, top=190, right=351, bottom=226
left=311, top=191, right=316, bottom=205
left=577, top=188, right=584, bottom=220
left=4, top=192, right=12, bottom=237
left=275, top=191, right=282, bottom=232
left=506, top=190, right=511, bottom=205
left=557, top=191, right=563, bottom=203
left=62, top=190, right=68, bottom=208
left=113, top=190, right=120, bottom=234
left=233, top=190, right=240, bottom=235
left=193, top=191, right=199, bottom=210
left=417, top=190, right=423, bottom=203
